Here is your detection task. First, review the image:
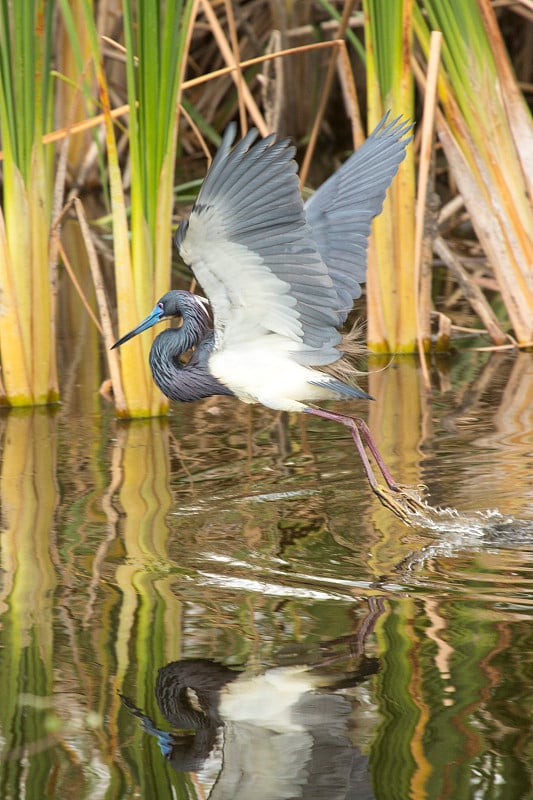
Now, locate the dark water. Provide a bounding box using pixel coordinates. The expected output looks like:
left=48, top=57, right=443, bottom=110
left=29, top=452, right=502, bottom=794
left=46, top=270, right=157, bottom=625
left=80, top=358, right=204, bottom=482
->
left=1, top=350, right=532, bottom=799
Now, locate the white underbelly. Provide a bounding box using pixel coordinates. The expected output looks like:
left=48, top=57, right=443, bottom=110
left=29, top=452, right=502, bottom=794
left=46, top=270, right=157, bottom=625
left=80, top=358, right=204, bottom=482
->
left=209, top=341, right=333, bottom=412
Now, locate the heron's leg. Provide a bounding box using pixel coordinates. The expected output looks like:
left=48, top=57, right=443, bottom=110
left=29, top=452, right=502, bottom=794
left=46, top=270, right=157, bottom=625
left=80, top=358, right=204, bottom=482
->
left=304, top=407, right=381, bottom=491
left=304, top=407, right=425, bottom=523
left=352, top=417, right=400, bottom=489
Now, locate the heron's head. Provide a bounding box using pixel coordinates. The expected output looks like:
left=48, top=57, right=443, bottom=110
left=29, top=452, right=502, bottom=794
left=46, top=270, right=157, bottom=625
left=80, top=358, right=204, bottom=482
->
left=111, top=291, right=210, bottom=350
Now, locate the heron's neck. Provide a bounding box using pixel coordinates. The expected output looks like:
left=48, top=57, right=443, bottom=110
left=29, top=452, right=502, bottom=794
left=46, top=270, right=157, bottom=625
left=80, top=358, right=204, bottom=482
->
left=149, top=330, right=233, bottom=402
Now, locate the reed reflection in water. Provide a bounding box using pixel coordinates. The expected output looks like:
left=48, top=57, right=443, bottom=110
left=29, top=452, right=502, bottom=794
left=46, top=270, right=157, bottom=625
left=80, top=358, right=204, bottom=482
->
left=0, top=351, right=532, bottom=798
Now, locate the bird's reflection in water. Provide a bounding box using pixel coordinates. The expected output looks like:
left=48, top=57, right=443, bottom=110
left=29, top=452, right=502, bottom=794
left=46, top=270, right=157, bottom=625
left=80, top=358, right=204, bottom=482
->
left=122, top=656, right=378, bottom=799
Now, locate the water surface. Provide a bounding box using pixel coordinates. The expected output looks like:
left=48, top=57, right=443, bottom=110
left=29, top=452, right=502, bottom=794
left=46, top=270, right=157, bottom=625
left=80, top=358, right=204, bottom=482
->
left=1, top=350, right=532, bottom=799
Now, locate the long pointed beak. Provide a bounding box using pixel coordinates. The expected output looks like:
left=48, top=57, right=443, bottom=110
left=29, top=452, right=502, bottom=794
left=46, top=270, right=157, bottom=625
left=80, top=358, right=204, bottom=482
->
left=111, top=305, right=164, bottom=349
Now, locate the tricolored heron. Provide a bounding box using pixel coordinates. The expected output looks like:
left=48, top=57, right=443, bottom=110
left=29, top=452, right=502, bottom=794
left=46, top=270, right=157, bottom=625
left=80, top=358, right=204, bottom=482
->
left=113, top=115, right=423, bottom=521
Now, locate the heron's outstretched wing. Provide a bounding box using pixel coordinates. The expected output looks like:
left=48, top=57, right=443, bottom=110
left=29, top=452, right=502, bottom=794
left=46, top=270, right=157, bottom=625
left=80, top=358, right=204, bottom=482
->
left=305, top=114, right=412, bottom=325
left=175, top=125, right=343, bottom=365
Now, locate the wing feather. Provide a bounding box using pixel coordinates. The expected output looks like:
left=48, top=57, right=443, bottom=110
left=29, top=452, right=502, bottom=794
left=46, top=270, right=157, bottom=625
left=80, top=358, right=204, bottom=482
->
left=305, top=113, right=412, bottom=322
left=176, top=124, right=342, bottom=361
left=175, top=116, right=411, bottom=366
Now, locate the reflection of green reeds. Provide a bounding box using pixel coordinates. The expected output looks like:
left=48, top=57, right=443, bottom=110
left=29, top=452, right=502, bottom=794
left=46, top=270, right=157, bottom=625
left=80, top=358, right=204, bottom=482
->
left=0, top=411, right=58, bottom=789
left=0, top=2, right=58, bottom=405
left=363, top=0, right=417, bottom=353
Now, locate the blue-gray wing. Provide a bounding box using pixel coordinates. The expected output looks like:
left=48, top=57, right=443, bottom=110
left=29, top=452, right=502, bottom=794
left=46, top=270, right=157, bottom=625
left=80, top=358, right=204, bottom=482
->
left=305, top=114, right=413, bottom=324
left=175, top=125, right=343, bottom=364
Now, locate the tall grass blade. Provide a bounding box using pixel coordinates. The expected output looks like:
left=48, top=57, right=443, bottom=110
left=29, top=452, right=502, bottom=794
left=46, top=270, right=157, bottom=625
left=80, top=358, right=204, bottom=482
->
left=0, top=1, right=57, bottom=405
left=363, top=0, right=417, bottom=353
left=116, top=0, right=198, bottom=416
left=414, top=0, right=533, bottom=345
left=72, top=0, right=197, bottom=416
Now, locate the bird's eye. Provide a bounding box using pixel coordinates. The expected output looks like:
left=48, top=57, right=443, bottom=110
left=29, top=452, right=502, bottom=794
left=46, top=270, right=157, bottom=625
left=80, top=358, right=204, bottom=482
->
left=158, top=303, right=164, bottom=311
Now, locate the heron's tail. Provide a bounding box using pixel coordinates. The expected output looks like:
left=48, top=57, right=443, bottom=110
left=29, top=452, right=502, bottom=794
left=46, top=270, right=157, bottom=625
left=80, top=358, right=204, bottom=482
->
left=309, top=377, right=373, bottom=401
left=320, top=317, right=367, bottom=384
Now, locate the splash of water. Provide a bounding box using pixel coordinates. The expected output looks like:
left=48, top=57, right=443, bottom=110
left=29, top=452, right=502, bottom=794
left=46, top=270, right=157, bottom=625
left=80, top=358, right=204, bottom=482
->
left=407, top=503, right=519, bottom=536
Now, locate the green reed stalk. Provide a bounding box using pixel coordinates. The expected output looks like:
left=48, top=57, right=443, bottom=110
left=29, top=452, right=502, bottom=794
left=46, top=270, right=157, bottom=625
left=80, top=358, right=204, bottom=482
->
left=414, top=0, right=533, bottom=345
left=54, top=0, right=98, bottom=177
left=74, top=0, right=196, bottom=417
left=117, top=0, right=198, bottom=416
left=363, top=0, right=417, bottom=354
left=0, top=1, right=58, bottom=405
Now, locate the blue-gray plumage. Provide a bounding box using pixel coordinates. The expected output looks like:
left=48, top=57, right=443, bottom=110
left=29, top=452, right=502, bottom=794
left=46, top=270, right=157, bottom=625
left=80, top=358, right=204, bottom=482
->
left=149, top=292, right=233, bottom=402
left=112, top=114, right=424, bottom=521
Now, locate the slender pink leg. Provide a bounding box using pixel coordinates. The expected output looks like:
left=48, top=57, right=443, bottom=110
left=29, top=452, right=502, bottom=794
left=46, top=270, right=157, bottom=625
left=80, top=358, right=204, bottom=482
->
left=304, top=407, right=382, bottom=491
left=352, top=417, right=401, bottom=489
left=304, top=406, right=424, bottom=522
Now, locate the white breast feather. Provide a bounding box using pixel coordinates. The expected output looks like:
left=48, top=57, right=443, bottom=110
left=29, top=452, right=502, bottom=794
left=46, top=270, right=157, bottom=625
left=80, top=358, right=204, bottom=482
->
left=209, top=336, right=338, bottom=411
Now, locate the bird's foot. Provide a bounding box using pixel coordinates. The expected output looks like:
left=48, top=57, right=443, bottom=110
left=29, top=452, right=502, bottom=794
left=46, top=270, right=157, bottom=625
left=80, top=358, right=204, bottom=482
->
left=372, top=483, right=428, bottom=524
